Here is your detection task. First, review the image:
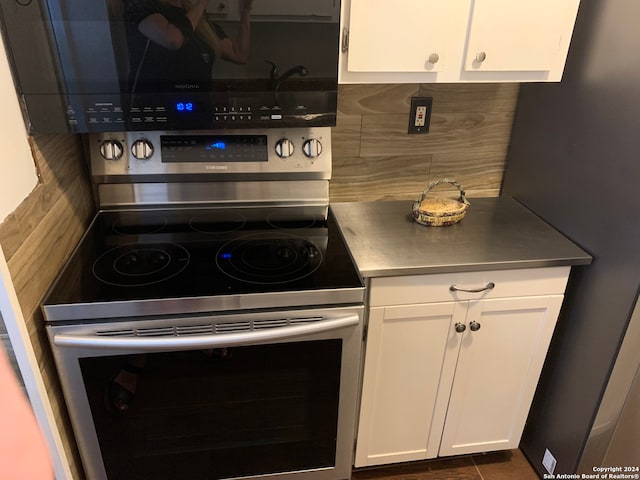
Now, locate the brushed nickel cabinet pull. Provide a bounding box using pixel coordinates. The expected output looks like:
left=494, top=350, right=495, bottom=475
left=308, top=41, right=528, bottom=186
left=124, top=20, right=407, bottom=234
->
left=449, top=282, right=495, bottom=293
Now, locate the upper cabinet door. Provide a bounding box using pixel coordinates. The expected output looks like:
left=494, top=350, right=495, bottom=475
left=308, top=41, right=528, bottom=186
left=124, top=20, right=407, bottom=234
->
left=346, top=0, right=467, bottom=73
left=463, top=0, right=581, bottom=75
left=339, top=0, right=581, bottom=83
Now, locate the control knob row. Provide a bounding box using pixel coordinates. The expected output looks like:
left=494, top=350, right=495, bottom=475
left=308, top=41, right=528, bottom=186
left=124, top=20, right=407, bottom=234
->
left=100, top=137, right=322, bottom=161
left=99, top=139, right=154, bottom=160
left=275, top=138, right=323, bottom=159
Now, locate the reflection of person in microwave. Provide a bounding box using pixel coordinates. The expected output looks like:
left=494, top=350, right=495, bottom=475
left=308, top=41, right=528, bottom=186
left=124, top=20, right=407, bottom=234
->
left=124, top=0, right=253, bottom=93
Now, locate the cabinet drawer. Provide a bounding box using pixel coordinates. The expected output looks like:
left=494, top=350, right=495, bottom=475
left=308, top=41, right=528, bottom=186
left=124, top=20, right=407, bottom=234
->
left=369, top=267, right=570, bottom=307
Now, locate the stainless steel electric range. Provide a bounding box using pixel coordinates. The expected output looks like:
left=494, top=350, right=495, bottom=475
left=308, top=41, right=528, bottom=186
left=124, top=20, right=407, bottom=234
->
left=42, top=127, right=364, bottom=480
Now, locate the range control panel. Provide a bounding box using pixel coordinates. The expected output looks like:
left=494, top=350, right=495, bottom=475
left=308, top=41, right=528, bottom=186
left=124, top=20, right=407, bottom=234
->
left=89, top=128, right=332, bottom=181
left=61, top=92, right=337, bottom=133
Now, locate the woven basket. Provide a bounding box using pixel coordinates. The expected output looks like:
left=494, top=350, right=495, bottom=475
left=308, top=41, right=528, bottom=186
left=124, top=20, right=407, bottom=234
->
left=412, top=178, right=470, bottom=227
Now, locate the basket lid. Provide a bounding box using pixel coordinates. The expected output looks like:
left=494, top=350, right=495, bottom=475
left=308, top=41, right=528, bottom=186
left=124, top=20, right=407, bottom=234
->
left=417, top=197, right=468, bottom=215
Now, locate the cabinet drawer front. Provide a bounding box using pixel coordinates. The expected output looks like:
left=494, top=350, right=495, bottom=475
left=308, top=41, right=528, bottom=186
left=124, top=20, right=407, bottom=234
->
left=369, top=267, right=570, bottom=307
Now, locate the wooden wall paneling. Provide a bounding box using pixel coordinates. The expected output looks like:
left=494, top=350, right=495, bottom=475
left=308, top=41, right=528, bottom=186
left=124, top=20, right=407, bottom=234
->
left=7, top=174, right=92, bottom=324
left=0, top=215, right=22, bottom=265
left=416, top=83, right=520, bottom=113
left=333, top=114, right=363, bottom=159
left=338, top=84, right=422, bottom=115
left=330, top=153, right=433, bottom=202
left=430, top=150, right=507, bottom=197
left=0, top=134, right=88, bottom=261
left=358, top=111, right=515, bottom=157
left=331, top=83, right=519, bottom=202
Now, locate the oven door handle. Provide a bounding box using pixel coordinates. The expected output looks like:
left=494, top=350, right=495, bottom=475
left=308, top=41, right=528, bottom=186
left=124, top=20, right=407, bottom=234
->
left=52, top=314, right=360, bottom=351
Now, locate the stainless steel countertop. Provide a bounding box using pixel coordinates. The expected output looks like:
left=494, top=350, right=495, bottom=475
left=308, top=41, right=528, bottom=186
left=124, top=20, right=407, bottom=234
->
left=330, top=197, right=592, bottom=278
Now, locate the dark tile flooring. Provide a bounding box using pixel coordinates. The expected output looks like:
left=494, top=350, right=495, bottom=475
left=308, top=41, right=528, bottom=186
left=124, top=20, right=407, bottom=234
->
left=352, top=449, right=541, bottom=480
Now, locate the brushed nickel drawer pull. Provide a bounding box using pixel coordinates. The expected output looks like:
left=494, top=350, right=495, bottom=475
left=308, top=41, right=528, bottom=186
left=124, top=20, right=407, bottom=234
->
left=449, top=282, right=495, bottom=293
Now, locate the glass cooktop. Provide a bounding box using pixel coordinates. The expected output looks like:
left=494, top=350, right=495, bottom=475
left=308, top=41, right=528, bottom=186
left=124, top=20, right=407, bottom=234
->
left=42, top=208, right=364, bottom=322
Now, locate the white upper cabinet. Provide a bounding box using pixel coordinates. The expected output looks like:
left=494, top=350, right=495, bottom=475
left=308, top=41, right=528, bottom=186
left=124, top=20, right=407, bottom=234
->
left=339, top=0, right=581, bottom=83
left=344, top=1, right=468, bottom=74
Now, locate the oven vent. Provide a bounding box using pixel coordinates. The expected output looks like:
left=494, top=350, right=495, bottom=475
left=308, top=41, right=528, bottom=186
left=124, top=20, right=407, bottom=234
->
left=176, top=324, right=214, bottom=335
left=253, top=318, right=290, bottom=329
left=215, top=321, right=252, bottom=333
left=94, top=316, right=329, bottom=338
left=136, top=327, right=175, bottom=337
left=290, top=316, right=325, bottom=324
left=213, top=316, right=328, bottom=333
left=96, top=329, right=136, bottom=337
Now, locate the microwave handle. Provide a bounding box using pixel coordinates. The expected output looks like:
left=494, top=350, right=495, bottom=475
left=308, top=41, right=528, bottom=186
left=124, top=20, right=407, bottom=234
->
left=53, top=314, right=359, bottom=351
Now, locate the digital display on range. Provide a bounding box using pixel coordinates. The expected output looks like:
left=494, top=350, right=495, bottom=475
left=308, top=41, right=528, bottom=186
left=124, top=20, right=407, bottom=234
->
left=160, top=135, right=268, bottom=162
left=175, top=102, right=194, bottom=112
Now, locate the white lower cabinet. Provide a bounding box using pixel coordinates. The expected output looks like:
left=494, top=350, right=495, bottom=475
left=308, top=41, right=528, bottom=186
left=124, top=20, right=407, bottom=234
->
left=354, top=267, right=568, bottom=467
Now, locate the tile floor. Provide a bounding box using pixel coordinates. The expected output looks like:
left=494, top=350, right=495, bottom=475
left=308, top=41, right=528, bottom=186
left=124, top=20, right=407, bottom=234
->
left=352, top=449, right=541, bottom=480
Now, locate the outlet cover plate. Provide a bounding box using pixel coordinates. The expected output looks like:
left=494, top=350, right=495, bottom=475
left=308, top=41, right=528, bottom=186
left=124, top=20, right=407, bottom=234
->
left=408, top=97, right=433, bottom=133
left=408, top=96, right=433, bottom=134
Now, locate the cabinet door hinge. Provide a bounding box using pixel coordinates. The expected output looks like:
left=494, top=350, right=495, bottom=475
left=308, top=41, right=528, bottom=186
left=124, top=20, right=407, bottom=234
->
left=341, top=27, right=349, bottom=53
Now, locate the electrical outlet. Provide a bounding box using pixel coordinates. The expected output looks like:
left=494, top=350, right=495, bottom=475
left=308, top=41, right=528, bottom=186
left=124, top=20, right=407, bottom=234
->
left=415, top=106, right=427, bottom=126
left=408, top=96, right=433, bottom=134
left=542, top=448, right=557, bottom=475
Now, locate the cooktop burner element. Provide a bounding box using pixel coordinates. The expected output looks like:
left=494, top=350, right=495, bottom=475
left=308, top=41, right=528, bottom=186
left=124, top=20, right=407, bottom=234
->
left=216, top=233, right=322, bottom=284
left=266, top=212, right=319, bottom=230
left=93, top=243, right=190, bottom=287
left=111, top=212, right=167, bottom=235
left=189, top=212, right=247, bottom=234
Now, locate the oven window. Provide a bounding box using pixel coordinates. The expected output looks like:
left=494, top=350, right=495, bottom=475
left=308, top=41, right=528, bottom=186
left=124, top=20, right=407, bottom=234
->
left=80, top=340, right=342, bottom=480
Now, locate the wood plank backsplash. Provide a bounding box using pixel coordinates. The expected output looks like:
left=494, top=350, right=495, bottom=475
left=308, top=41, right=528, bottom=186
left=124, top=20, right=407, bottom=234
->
left=331, top=83, right=519, bottom=202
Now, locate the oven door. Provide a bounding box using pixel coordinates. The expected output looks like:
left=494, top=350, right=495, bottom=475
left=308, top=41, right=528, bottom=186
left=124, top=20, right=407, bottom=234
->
left=48, top=306, right=363, bottom=480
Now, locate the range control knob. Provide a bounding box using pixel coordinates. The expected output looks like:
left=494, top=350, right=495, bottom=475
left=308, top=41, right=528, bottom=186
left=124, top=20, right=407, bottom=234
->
left=99, top=140, right=124, bottom=161
left=302, top=138, right=323, bottom=159
left=131, top=139, right=154, bottom=160
left=275, top=138, right=295, bottom=158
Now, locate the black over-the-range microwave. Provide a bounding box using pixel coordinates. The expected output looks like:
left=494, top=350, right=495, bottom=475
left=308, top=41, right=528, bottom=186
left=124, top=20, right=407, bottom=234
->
left=0, top=0, right=341, bottom=134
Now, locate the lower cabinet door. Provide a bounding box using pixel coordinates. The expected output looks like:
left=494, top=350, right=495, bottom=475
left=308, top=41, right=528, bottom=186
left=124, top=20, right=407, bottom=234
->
left=354, top=302, right=466, bottom=467
left=438, top=295, right=564, bottom=456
